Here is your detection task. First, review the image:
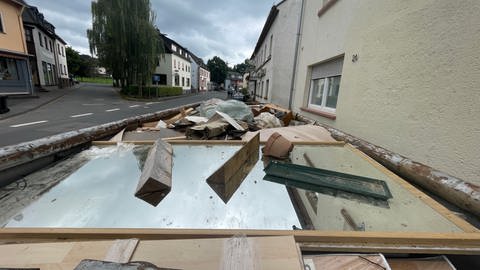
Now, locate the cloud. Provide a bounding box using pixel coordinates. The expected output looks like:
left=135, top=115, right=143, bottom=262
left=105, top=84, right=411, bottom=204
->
left=25, top=0, right=276, bottom=65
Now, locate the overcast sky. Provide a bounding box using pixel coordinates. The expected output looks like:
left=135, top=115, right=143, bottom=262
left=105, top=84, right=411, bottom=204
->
left=25, top=0, right=276, bottom=66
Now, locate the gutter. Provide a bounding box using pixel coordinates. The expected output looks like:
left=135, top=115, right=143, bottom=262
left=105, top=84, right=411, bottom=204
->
left=288, top=0, right=306, bottom=110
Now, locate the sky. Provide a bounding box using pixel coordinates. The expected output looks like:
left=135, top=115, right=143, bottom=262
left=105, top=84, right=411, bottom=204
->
left=25, top=0, right=276, bottom=66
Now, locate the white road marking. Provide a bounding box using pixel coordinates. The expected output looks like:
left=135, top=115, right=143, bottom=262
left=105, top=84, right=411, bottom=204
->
left=82, top=103, right=105, bottom=106
left=129, top=105, right=140, bottom=108
left=106, top=108, right=120, bottom=112
left=146, top=102, right=159, bottom=105
left=10, top=120, right=48, bottom=128
left=71, top=113, right=93, bottom=118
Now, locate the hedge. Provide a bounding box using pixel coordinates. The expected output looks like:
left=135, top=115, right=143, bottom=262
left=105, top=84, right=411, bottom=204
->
left=121, top=85, right=183, bottom=98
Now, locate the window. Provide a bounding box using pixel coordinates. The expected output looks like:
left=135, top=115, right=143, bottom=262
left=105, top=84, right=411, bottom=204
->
left=44, top=37, right=48, bottom=50
left=62, top=46, right=65, bottom=56
left=64, top=65, right=66, bottom=74
left=25, top=28, right=33, bottom=42
left=307, top=57, right=343, bottom=113
left=174, top=74, right=179, bottom=86
left=58, top=44, right=61, bottom=54
left=0, top=13, right=4, bottom=33
left=39, top=33, right=43, bottom=47
left=174, top=59, right=176, bottom=68
left=49, top=40, right=53, bottom=52
left=182, top=77, right=185, bottom=86
left=0, top=57, right=20, bottom=80
left=186, top=78, right=190, bottom=87
left=265, top=79, right=269, bottom=99
left=171, top=44, right=176, bottom=52
left=269, top=35, right=273, bottom=57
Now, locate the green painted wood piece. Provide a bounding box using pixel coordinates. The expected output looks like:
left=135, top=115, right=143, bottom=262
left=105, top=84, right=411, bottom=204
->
left=263, top=161, right=392, bottom=200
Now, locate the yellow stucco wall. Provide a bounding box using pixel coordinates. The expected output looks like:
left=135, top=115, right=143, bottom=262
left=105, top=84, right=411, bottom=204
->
left=293, top=0, right=480, bottom=184
left=0, top=0, right=27, bottom=54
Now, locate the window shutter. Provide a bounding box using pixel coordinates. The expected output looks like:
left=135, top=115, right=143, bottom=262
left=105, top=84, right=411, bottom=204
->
left=311, top=57, right=344, bottom=79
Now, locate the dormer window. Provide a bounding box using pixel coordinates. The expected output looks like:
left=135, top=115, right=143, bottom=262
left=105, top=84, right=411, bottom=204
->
left=171, top=44, right=177, bottom=52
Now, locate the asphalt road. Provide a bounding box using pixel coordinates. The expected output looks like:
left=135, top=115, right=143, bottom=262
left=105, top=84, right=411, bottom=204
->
left=0, top=83, right=226, bottom=147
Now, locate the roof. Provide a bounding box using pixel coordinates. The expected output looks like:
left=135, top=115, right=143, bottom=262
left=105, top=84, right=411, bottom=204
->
left=22, top=6, right=56, bottom=37
left=250, top=5, right=280, bottom=59
left=159, top=33, right=191, bottom=62
left=190, top=53, right=209, bottom=70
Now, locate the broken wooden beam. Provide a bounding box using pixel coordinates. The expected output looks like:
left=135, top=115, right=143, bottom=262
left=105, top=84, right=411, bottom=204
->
left=134, top=139, right=173, bottom=206
left=206, top=133, right=260, bottom=203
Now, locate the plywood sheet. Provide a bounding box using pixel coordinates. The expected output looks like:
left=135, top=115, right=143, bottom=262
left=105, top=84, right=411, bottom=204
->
left=242, top=125, right=336, bottom=143
left=303, top=254, right=390, bottom=270
left=0, top=236, right=302, bottom=270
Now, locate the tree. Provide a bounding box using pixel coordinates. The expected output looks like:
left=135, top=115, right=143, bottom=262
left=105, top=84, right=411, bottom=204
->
left=87, top=0, right=162, bottom=90
left=207, top=56, right=229, bottom=85
left=66, top=47, right=97, bottom=77
left=233, top=59, right=254, bottom=75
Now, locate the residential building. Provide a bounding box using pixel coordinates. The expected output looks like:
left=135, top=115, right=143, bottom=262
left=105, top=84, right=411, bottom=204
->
left=225, top=71, right=242, bottom=91
left=153, top=34, right=192, bottom=92
left=0, top=0, right=33, bottom=96
left=190, top=54, right=210, bottom=92
left=249, top=0, right=302, bottom=106
left=54, top=35, right=68, bottom=87
left=291, top=0, right=480, bottom=185
left=22, top=6, right=57, bottom=87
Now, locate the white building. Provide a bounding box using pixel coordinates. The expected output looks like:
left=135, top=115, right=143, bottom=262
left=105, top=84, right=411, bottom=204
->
left=23, top=6, right=66, bottom=88
left=249, top=0, right=302, bottom=106
left=153, top=34, right=191, bottom=92
left=290, top=0, right=480, bottom=185
left=54, top=36, right=68, bottom=86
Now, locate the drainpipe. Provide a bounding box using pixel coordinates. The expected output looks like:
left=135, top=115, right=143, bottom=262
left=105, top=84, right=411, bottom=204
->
left=288, top=0, right=306, bottom=110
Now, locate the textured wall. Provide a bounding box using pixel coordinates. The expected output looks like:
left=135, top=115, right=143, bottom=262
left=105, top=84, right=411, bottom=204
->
left=294, top=0, right=480, bottom=184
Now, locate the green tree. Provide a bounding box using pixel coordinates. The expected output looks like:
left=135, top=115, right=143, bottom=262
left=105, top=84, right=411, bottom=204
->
left=66, top=47, right=81, bottom=75
left=87, top=0, right=162, bottom=91
left=233, top=59, right=254, bottom=75
left=207, top=56, right=229, bottom=85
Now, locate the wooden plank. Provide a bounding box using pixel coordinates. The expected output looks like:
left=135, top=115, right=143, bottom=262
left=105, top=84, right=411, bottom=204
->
left=164, top=108, right=194, bottom=125
left=345, top=144, right=479, bottom=233
left=0, top=236, right=302, bottom=270
left=1, top=228, right=479, bottom=254
left=104, top=239, right=139, bottom=263
left=387, top=256, right=455, bottom=270
left=134, top=139, right=173, bottom=206
left=303, top=254, right=389, bottom=270
left=109, top=128, right=126, bottom=142
left=206, top=133, right=259, bottom=203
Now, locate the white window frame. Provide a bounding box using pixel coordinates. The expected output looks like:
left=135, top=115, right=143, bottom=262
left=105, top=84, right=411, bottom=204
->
left=308, top=75, right=340, bottom=114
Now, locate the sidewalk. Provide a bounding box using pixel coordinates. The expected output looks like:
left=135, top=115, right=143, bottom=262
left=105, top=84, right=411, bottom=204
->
left=0, top=84, right=81, bottom=121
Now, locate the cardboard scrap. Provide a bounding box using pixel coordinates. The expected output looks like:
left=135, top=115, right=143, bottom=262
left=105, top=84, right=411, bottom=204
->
left=134, top=139, right=173, bottom=206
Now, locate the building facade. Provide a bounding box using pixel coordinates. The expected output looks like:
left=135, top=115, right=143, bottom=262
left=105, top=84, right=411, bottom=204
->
left=291, top=0, right=480, bottom=185
left=249, top=0, right=302, bottom=106
left=54, top=36, right=68, bottom=87
left=153, top=34, right=192, bottom=92
left=191, top=53, right=210, bottom=92
left=0, top=0, right=33, bottom=96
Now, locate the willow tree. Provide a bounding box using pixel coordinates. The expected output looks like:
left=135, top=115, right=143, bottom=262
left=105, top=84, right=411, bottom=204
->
left=87, top=0, right=162, bottom=91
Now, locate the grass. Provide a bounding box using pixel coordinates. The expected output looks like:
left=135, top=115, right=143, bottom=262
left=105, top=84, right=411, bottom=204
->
left=77, top=77, right=113, bottom=85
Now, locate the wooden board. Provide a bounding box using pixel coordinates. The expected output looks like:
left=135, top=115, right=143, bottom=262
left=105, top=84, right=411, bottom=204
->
left=303, top=254, right=390, bottom=270
left=206, top=133, right=259, bottom=203
left=0, top=228, right=479, bottom=254
left=242, top=124, right=337, bottom=143
left=388, top=256, right=455, bottom=270
left=0, top=236, right=303, bottom=270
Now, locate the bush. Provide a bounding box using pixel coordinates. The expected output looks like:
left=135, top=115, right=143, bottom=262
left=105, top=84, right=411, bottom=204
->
left=121, top=85, right=183, bottom=98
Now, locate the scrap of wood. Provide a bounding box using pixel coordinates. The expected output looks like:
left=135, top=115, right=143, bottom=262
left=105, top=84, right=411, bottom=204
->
left=206, top=133, right=260, bottom=203
left=104, top=239, right=139, bottom=263
left=134, top=139, right=173, bottom=206
left=208, top=111, right=245, bottom=131
left=162, top=136, right=187, bottom=141
left=164, top=108, right=194, bottom=125
left=109, top=128, right=126, bottom=142
left=303, top=254, right=389, bottom=270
